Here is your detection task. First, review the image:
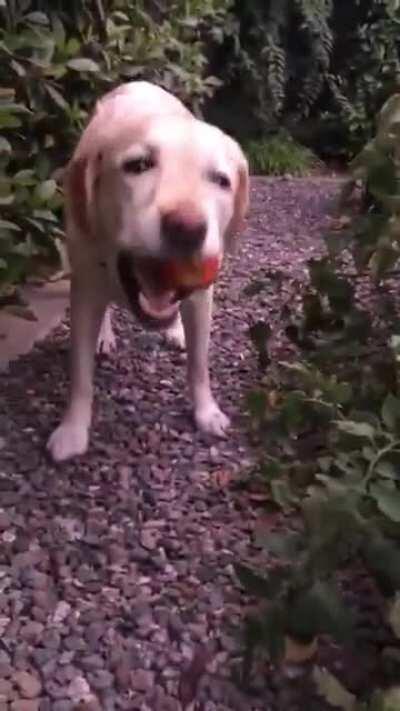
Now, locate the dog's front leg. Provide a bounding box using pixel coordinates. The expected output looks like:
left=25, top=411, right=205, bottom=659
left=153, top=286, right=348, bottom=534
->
left=181, top=285, right=230, bottom=437
left=47, top=274, right=108, bottom=462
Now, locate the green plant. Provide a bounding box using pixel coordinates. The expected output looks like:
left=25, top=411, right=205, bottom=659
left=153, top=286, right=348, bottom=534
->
left=245, top=132, right=320, bottom=176
left=325, top=0, right=400, bottom=157
left=210, top=0, right=400, bottom=159
left=0, top=0, right=234, bottom=293
left=235, top=518, right=355, bottom=671
left=231, top=0, right=335, bottom=127
left=239, top=95, right=400, bottom=705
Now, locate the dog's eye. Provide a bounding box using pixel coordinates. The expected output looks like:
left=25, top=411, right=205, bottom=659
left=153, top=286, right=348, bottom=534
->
left=122, top=156, right=155, bottom=175
left=209, top=171, right=231, bottom=190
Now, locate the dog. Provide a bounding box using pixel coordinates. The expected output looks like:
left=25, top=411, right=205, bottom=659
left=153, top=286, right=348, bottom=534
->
left=47, top=81, right=249, bottom=462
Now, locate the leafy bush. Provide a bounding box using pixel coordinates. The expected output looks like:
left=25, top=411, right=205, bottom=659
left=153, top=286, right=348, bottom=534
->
left=0, top=0, right=234, bottom=292
left=323, top=0, right=400, bottom=157
left=229, top=0, right=335, bottom=128
left=245, top=132, right=320, bottom=176
left=212, top=0, right=400, bottom=159
left=238, top=93, right=400, bottom=705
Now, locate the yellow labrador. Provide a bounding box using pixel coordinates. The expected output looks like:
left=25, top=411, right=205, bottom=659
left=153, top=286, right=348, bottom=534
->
left=47, top=81, right=249, bottom=462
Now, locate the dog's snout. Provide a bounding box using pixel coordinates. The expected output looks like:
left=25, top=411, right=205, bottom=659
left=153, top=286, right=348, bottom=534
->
left=161, top=204, right=207, bottom=253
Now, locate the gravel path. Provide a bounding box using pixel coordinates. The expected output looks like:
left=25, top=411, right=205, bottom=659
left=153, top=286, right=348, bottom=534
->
left=0, top=178, right=354, bottom=711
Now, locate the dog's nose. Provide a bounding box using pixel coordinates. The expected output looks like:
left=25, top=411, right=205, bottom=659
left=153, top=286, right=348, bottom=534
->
left=161, top=205, right=207, bottom=253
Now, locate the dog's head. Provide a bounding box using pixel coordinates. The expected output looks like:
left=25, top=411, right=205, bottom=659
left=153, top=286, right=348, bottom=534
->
left=65, top=110, right=249, bottom=327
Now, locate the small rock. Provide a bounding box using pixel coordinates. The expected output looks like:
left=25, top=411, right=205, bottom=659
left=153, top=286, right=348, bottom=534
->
left=53, top=601, right=72, bottom=624
left=80, top=655, right=104, bottom=672
left=64, top=635, right=86, bottom=652
left=10, top=701, right=40, bottom=711
left=42, top=630, right=61, bottom=650
left=32, top=648, right=54, bottom=667
left=32, top=589, right=56, bottom=611
left=140, top=529, right=158, bottom=551
left=29, top=571, right=49, bottom=590
left=20, top=621, right=44, bottom=643
left=0, top=511, right=11, bottom=530
left=85, top=623, right=103, bottom=647
left=130, top=670, right=155, bottom=693
left=13, top=671, right=42, bottom=699
left=52, top=702, right=73, bottom=711
left=75, top=697, right=102, bottom=711
left=67, top=676, right=91, bottom=703
left=41, top=659, right=57, bottom=680
left=87, top=670, right=114, bottom=691
left=0, top=679, right=12, bottom=699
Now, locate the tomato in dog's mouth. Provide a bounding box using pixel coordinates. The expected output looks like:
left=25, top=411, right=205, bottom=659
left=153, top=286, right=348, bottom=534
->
left=117, top=251, right=191, bottom=329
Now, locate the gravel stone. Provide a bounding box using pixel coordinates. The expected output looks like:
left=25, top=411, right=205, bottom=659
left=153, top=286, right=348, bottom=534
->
left=1, top=177, right=393, bottom=710
left=10, top=702, right=40, bottom=711
left=13, top=672, right=42, bottom=699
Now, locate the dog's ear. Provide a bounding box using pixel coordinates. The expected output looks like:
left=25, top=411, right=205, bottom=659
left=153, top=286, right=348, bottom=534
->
left=65, top=151, right=102, bottom=237
left=225, top=149, right=249, bottom=251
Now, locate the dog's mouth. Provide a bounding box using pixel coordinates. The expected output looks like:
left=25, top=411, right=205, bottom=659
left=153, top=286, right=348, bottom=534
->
left=117, top=251, right=192, bottom=329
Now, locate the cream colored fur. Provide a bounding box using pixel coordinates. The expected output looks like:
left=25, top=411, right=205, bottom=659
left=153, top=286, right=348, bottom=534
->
left=47, top=81, right=249, bottom=462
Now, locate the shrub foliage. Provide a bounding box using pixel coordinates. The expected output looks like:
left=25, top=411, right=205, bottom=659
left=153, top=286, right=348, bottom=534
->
left=0, top=0, right=234, bottom=290
left=239, top=93, right=400, bottom=707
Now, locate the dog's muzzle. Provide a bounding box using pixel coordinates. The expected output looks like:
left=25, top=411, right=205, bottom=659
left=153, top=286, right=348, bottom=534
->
left=117, top=251, right=192, bottom=329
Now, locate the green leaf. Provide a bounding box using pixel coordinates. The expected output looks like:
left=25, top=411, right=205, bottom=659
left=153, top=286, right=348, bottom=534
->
left=375, top=461, right=397, bottom=479
left=257, top=531, right=304, bottom=561
left=13, top=170, right=36, bottom=187
left=34, top=179, right=57, bottom=203
left=313, top=667, right=356, bottom=711
left=370, top=483, right=400, bottom=523
left=45, top=84, right=69, bottom=111
left=234, top=563, right=285, bottom=598
left=248, top=321, right=271, bottom=368
left=370, top=245, right=400, bottom=281
left=0, top=114, right=21, bottom=129
left=336, top=420, right=376, bottom=441
left=260, top=459, right=283, bottom=482
left=387, top=594, right=400, bottom=639
left=270, top=478, right=298, bottom=512
left=0, top=137, right=12, bottom=153
left=379, top=687, right=400, bottom=711
left=33, top=210, right=58, bottom=222
left=247, top=390, right=267, bottom=419
left=25, top=11, right=49, bottom=25
left=362, top=536, right=400, bottom=594
left=287, top=581, right=353, bottom=643
left=381, top=394, right=400, bottom=431
left=0, top=219, right=20, bottom=232
left=67, top=57, right=101, bottom=73
left=262, top=604, right=286, bottom=663
left=235, top=563, right=272, bottom=596
left=242, top=279, right=267, bottom=297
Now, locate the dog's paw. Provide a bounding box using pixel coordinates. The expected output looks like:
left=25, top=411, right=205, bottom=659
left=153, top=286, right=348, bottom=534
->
left=195, top=400, right=230, bottom=437
left=47, top=423, right=89, bottom=462
left=96, top=330, right=116, bottom=355
left=96, top=324, right=116, bottom=355
left=164, top=316, right=186, bottom=350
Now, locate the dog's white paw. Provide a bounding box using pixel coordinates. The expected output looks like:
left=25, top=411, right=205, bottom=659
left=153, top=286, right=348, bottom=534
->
left=47, top=423, right=89, bottom=462
left=195, top=400, right=230, bottom=437
left=96, top=330, right=116, bottom=355
left=164, top=315, right=186, bottom=350
left=96, top=323, right=116, bottom=355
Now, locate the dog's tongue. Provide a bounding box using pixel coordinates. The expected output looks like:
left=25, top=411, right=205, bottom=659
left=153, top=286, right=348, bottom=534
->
left=138, top=287, right=178, bottom=320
